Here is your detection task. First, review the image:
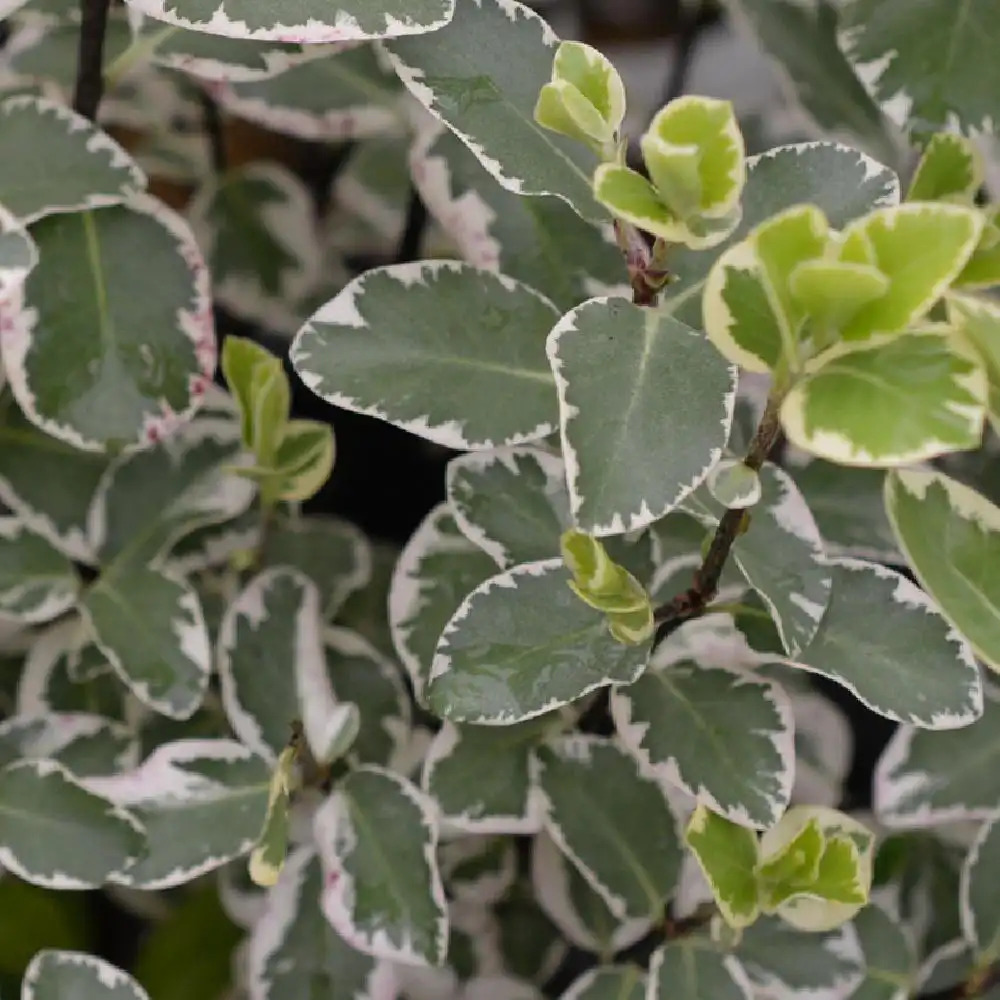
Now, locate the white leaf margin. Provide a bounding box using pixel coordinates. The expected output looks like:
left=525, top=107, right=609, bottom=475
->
left=22, top=949, right=150, bottom=1000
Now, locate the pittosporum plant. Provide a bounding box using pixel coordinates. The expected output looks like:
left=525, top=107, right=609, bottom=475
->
left=0, top=0, right=999, bottom=996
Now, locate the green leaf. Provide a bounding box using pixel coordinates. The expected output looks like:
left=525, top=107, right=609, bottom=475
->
left=384, top=0, right=605, bottom=225
left=292, top=261, right=559, bottom=450
left=648, top=941, right=754, bottom=1000
left=685, top=803, right=760, bottom=929
left=260, top=513, right=370, bottom=621
left=0, top=207, right=37, bottom=300
left=0, top=96, right=145, bottom=223
left=0, top=759, right=143, bottom=889
left=426, top=558, right=650, bottom=724
left=214, top=45, right=405, bottom=140
left=957, top=206, right=1000, bottom=290
left=221, top=335, right=275, bottom=446
left=81, top=562, right=210, bottom=719
left=562, top=966, right=645, bottom=1000
left=950, top=292, right=1000, bottom=431
left=423, top=718, right=548, bottom=834
left=668, top=141, right=900, bottom=332
left=531, top=831, right=652, bottom=955
left=411, top=122, right=626, bottom=312
left=837, top=204, right=983, bottom=341
left=780, top=330, right=987, bottom=466
left=133, top=883, right=241, bottom=1000
left=22, top=951, right=149, bottom=1000
left=446, top=446, right=570, bottom=567
left=264, top=418, right=335, bottom=502
left=849, top=904, right=916, bottom=1000
left=0, top=518, right=77, bottom=623
left=961, top=811, right=1000, bottom=965
left=121, top=0, right=453, bottom=41
left=838, top=0, right=1000, bottom=137
left=536, top=735, right=683, bottom=921
left=247, top=847, right=392, bottom=999
left=682, top=463, right=832, bottom=657
left=248, top=747, right=294, bottom=889
left=91, top=416, right=255, bottom=566
left=84, top=738, right=269, bottom=890
left=735, top=916, right=864, bottom=997
left=0, top=711, right=136, bottom=778
left=885, top=468, right=1000, bottom=673
left=4, top=195, right=215, bottom=452
left=313, top=766, right=448, bottom=966
left=790, top=556, right=982, bottom=728
left=548, top=297, right=736, bottom=535
left=611, top=658, right=793, bottom=828
left=561, top=531, right=650, bottom=625
left=219, top=568, right=351, bottom=761
left=728, top=0, right=896, bottom=165
left=190, top=162, right=323, bottom=334
left=388, top=503, right=498, bottom=702
left=702, top=204, right=831, bottom=373
left=875, top=692, right=1000, bottom=826
left=908, top=133, right=983, bottom=203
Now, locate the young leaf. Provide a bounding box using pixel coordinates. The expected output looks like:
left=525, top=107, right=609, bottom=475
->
left=908, top=133, right=983, bottom=203
left=221, top=335, right=276, bottom=447
left=547, top=296, right=736, bottom=535
left=706, top=460, right=761, bottom=510
left=422, top=718, right=547, bottom=834
left=957, top=206, right=1000, bottom=290
left=0, top=517, right=77, bottom=623
left=22, top=950, right=150, bottom=1000
left=314, top=766, right=448, bottom=967
left=682, top=463, right=832, bottom=657
left=0, top=759, right=143, bottom=889
left=446, top=446, right=570, bottom=568
left=248, top=745, right=296, bottom=888
left=611, top=659, right=794, bottom=828
left=838, top=0, right=1000, bottom=137
left=84, top=738, right=270, bottom=890
left=388, top=503, right=498, bottom=701
left=536, top=735, right=683, bottom=921
left=684, top=803, right=760, bottom=928
left=292, top=261, right=559, bottom=450
left=789, top=557, right=982, bottom=729
left=648, top=941, right=755, bottom=1000
left=247, top=847, right=395, bottom=1000
left=384, top=0, right=605, bottom=225
left=780, top=330, right=987, bottom=466
left=213, top=45, right=405, bottom=140
left=875, top=693, right=1000, bottom=827
left=3, top=194, right=215, bottom=452
left=121, top=0, right=453, bottom=42
left=263, top=418, right=335, bottom=503
left=949, top=293, right=1000, bottom=429
left=426, top=558, right=650, bottom=725
left=885, top=468, right=1000, bottom=673
left=0, top=95, right=145, bottom=223
left=81, top=562, right=211, bottom=720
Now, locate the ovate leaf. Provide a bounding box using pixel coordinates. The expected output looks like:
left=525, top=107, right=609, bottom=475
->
left=949, top=292, right=1000, bottom=430
left=885, top=468, right=1000, bottom=673
left=120, top=0, right=454, bottom=42
left=788, top=557, right=982, bottom=729
left=84, top=738, right=269, bottom=890
left=0, top=759, right=142, bottom=889
left=548, top=296, right=736, bottom=535
left=908, top=133, right=983, bottom=203
left=536, top=735, right=683, bottom=921
left=648, top=941, right=754, bottom=1000
left=384, top=0, right=604, bottom=224
left=427, top=558, right=650, bottom=724
left=81, top=562, right=211, bottom=719
left=314, top=766, right=448, bottom=966
left=292, top=261, right=559, bottom=450
left=22, top=951, right=149, bottom=1000
left=0, top=207, right=37, bottom=301
left=0, top=518, right=77, bottom=623
left=612, top=658, right=794, bottom=828
left=685, top=803, right=760, bottom=928
left=838, top=0, right=1000, bottom=137
left=3, top=194, right=214, bottom=451
left=562, top=966, right=645, bottom=1000
left=962, top=810, right=1000, bottom=963
left=247, top=847, right=394, bottom=1000
left=0, top=96, right=145, bottom=223
left=849, top=904, right=916, bottom=1000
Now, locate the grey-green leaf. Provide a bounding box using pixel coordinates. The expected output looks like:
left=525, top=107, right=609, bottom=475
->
left=549, top=297, right=737, bottom=535
left=313, top=766, right=448, bottom=966
left=428, top=558, right=650, bottom=725
left=648, top=941, right=754, bottom=1000
left=292, top=261, right=559, bottom=450
left=0, top=517, right=78, bottom=623
left=962, top=812, right=1000, bottom=963
left=22, top=950, right=150, bottom=1000
left=562, top=966, right=645, bottom=1000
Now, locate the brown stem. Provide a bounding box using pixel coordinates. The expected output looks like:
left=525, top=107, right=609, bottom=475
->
left=652, top=391, right=784, bottom=647
left=919, top=963, right=1000, bottom=999
left=72, top=0, right=112, bottom=120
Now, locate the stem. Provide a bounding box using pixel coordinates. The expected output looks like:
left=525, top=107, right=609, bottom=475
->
left=919, top=963, right=1000, bottom=999
left=652, top=389, right=785, bottom=646
left=72, top=0, right=112, bottom=120
left=103, top=24, right=178, bottom=90
left=199, top=89, right=228, bottom=175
